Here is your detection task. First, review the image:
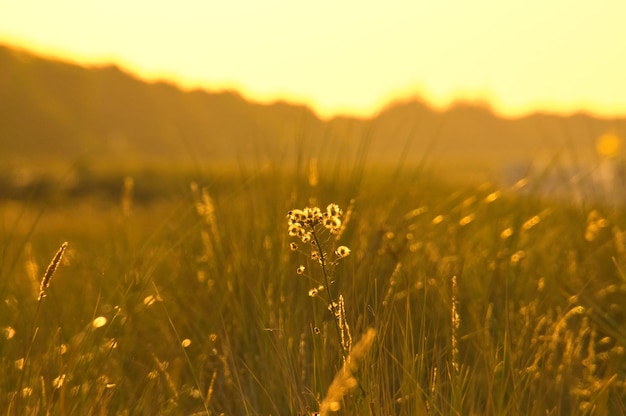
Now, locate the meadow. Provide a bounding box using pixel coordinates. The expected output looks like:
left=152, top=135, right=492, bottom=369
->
left=1, top=154, right=626, bottom=415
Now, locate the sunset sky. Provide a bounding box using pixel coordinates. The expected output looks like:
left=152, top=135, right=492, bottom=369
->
left=1, top=0, right=625, bottom=119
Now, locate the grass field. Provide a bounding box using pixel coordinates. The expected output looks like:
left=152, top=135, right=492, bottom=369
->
left=2, top=154, right=626, bottom=415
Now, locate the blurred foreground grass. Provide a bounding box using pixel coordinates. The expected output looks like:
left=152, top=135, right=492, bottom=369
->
left=1, top=161, right=626, bottom=415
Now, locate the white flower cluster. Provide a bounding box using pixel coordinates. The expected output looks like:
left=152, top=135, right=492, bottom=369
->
left=287, top=203, right=351, bottom=279
left=287, top=203, right=343, bottom=243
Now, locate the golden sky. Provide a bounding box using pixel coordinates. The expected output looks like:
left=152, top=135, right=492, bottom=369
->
left=1, top=0, right=625, bottom=118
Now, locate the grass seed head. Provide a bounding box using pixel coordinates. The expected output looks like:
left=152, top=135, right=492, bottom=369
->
left=318, top=328, right=376, bottom=416
left=38, top=242, right=68, bottom=301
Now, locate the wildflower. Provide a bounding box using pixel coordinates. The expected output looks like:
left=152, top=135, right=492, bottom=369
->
left=288, top=203, right=343, bottom=233
left=288, top=224, right=300, bottom=237
left=289, top=242, right=298, bottom=251
left=326, top=203, right=342, bottom=217
left=308, top=287, right=319, bottom=297
left=308, top=206, right=323, bottom=221
left=335, top=246, right=351, bottom=258
left=290, top=209, right=306, bottom=222
left=323, top=216, right=341, bottom=232
left=181, top=339, right=192, bottom=348
left=296, top=265, right=305, bottom=274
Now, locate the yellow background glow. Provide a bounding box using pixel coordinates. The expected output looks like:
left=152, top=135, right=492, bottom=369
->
left=1, top=0, right=625, bottom=118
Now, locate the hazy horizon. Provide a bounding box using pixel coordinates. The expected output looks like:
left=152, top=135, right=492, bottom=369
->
left=3, top=40, right=626, bottom=123
left=2, top=1, right=625, bottom=119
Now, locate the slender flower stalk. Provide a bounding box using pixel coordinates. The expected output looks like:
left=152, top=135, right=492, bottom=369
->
left=311, top=230, right=345, bottom=357
left=287, top=203, right=352, bottom=358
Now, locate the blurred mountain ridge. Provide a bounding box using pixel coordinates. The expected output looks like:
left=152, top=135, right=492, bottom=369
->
left=1, top=43, right=625, bottom=176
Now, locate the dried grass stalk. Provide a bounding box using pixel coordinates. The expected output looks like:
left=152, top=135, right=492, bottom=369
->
left=37, top=242, right=68, bottom=301
left=319, top=328, right=376, bottom=415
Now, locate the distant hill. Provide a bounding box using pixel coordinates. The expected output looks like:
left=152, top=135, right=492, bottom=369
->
left=1, top=43, right=625, bottom=180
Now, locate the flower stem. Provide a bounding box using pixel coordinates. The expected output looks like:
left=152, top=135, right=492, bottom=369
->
left=311, top=228, right=347, bottom=360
